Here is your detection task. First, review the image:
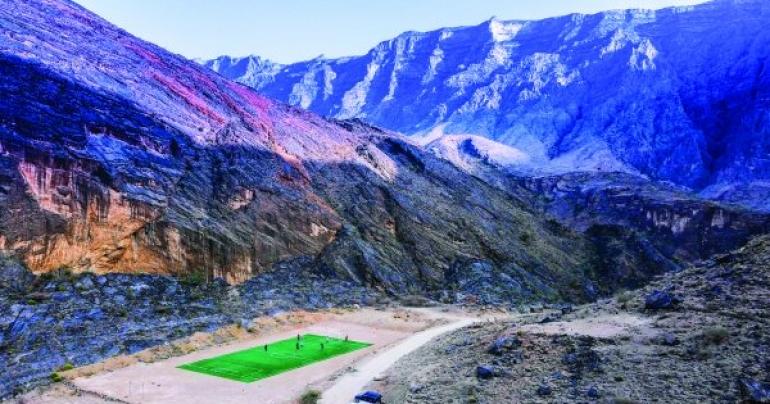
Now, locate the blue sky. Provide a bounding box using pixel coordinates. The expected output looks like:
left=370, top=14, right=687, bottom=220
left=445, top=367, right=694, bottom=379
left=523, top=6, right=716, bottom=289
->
left=74, top=0, right=708, bottom=63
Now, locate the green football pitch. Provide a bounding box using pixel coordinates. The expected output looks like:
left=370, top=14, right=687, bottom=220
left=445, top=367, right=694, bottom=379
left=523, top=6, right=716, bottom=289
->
left=177, top=334, right=372, bottom=382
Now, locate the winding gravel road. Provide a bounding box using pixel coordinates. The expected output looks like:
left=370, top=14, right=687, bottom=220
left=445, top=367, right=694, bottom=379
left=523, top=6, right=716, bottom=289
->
left=319, top=316, right=478, bottom=404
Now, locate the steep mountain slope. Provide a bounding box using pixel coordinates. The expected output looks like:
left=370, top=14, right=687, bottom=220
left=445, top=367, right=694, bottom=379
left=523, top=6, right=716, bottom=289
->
left=206, top=0, right=770, bottom=209
left=424, top=140, right=770, bottom=294
left=0, top=0, right=611, bottom=299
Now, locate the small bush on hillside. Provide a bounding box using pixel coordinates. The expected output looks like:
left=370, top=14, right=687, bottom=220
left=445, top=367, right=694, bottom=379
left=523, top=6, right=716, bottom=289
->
left=701, top=326, right=730, bottom=345
left=299, top=390, right=321, bottom=404
left=519, top=232, right=532, bottom=245
left=54, top=266, right=74, bottom=280
left=615, top=290, right=635, bottom=305
left=181, top=268, right=207, bottom=286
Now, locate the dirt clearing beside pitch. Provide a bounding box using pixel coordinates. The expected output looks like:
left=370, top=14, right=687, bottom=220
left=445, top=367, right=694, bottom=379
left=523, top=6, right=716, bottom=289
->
left=58, top=308, right=454, bottom=404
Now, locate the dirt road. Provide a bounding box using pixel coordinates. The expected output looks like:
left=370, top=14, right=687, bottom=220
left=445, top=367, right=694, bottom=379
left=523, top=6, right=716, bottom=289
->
left=318, top=316, right=478, bottom=404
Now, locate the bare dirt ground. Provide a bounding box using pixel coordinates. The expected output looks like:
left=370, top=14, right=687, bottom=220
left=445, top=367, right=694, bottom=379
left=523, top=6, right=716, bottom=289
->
left=12, top=307, right=472, bottom=404
left=519, top=313, right=652, bottom=338
left=368, top=308, right=660, bottom=403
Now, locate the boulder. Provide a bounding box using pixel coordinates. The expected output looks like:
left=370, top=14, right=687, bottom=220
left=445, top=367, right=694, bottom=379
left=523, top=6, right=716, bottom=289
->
left=476, top=365, right=495, bottom=380
left=74, top=276, right=95, bottom=291
left=584, top=281, right=599, bottom=301
left=656, top=332, right=681, bottom=346
left=537, top=384, right=552, bottom=396
left=488, top=335, right=522, bottom=356
left=539, top=315, right=559, bottom=324
left=238, top=318, right=252, bottom=330
left=562, top=353, right=578, bottom=365
left=130, top=283, right=151, bottom=296
left=740, top=378, right=770, bottom=403
left=0, top=259, right=35, bottom=293
left=644, top=290, right=681, bottom=310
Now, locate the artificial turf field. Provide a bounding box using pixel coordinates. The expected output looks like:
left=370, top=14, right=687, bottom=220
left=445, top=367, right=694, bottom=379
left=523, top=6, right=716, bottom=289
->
left=177, top=334, right=372, bottom=382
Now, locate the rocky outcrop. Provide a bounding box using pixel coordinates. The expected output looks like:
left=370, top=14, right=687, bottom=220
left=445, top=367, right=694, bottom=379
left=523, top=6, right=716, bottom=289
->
left=515, top=172, right=770, bottom=290
left=423, top=151, right=770, bottom=292
left=207, top=0, right=770, bottom=210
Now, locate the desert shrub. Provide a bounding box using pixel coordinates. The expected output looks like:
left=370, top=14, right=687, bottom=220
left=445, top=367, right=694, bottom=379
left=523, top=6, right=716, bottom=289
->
left=519, top=232, right=532, bottom=245
left=399, top=294, right=435, bottom=307
left=54, top=266, right=74, bottom=280
left=615, top=290, right=635, bottom=305
left=111, top=306, right=128, bottom=317
left=50, top=372, right=63, bottom=382
left=181, top=268, right=207, bottom=286
left=299, top=390, right=321, bottom=404
left=58, top=362, right=74, bottom=371
left=701, top=326, right=729, bottom=345
left=155, top=305, right=172, bottom=315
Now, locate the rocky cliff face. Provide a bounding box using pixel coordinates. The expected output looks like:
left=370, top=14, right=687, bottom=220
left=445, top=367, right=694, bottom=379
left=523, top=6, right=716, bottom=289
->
left=517, top=172, right=770, bottom=291
left=424, top=145, right=770, bottom=293
left=2, top=0, right=768, bottom=298
left=206, top=0, right=770, bottom=210
left=0, top=0, right=610, bottom=300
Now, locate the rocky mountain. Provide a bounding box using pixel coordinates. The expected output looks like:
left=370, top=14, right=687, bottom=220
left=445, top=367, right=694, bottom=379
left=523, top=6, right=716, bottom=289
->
left=481, top=169, right=770, bottom=293
left=1, top=0, right=770, bottom=399
left=0, top=0, right=614, bottom=301
left=206, top=0, right=770, bottom=211
left=1, top=0, right=768, bottom=297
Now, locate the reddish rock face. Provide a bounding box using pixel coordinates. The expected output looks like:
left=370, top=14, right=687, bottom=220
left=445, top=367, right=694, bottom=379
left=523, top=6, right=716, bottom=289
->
left=16, top=159, right=163, bottom=274
left=0, top=0, right=369, bottom=283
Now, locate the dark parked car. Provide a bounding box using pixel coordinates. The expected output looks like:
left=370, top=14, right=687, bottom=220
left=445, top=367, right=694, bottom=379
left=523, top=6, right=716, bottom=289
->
left=354, top=390, right=383, bottom=403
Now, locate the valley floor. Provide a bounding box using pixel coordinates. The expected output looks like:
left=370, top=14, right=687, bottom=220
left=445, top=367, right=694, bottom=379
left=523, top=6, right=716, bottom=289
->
left=9, top=237, right=770, bottom=404
left=12, top=307, right=483, bottom=404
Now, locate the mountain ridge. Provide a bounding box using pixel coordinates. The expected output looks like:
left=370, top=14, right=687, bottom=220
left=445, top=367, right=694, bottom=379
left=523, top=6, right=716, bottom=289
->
left=205, top=0, right=770, bottom=211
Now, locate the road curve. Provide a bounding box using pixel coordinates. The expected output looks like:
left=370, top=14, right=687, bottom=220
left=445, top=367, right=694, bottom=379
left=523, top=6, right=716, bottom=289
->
left=319, top=317, right=477, bottom=404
